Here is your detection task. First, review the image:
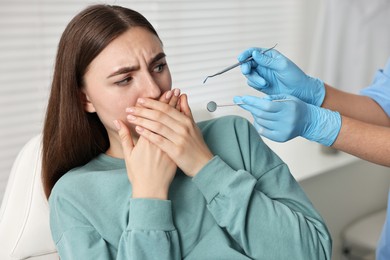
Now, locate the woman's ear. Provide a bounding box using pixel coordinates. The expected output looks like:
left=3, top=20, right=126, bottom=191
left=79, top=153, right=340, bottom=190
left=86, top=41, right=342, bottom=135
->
left=80, top=90, right=96, bottom=113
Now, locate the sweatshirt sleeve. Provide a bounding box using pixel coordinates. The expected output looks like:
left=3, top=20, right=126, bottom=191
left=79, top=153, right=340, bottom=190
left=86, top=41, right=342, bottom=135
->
left=50, top=195, right=181, bottom=260
left=117, top=199, right=181, bottom=259
left=192, top=117, right=332, bottom=260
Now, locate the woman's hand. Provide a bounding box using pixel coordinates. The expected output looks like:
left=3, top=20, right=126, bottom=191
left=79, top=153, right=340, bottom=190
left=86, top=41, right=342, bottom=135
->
left=126, top=94, right=213, bottom=177
left=114, top=89, right=182, bottom=199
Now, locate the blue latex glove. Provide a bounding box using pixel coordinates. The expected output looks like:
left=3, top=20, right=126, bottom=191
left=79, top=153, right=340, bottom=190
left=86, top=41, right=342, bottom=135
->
left=233, top=94, right=341, bottom=146
left=238, top=48, right=325, bottom=107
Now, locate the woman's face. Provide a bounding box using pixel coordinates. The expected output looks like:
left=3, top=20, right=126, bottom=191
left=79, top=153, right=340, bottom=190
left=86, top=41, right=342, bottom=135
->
left=82, top=27, right=172, bottom=143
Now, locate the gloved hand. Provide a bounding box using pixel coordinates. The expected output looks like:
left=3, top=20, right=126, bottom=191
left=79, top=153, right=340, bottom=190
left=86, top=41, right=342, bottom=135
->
left=238, top=47, right=325, bottom=107
left=233, top=94, right=341, bottom=146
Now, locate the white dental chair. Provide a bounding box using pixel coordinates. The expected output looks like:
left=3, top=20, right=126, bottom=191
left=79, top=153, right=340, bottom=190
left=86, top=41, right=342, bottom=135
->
left=342, top=208, right=386, bottom=260
left=0, top=135, right=58, bottom=259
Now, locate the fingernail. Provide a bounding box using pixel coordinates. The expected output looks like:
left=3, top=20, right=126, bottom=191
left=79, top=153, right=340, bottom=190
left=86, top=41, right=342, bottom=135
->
left=126, top=107, right=134, bottom=113
left=165, top=90, right=172, bottom=99
left=113, top=120, right=121, bottom=130
left=137, top=98, right=145, bottom=104
left=135, top=126, right=143, bottom=132
left=234, top=97, right=244, bottom=105
left=127, top=115, right=136, bottom=121
left=174, top=88, right=180, bottom=96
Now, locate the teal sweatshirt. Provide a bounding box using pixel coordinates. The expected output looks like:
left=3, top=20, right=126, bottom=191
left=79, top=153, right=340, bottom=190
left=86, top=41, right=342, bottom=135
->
left=49, top=116, right=332, bottom=259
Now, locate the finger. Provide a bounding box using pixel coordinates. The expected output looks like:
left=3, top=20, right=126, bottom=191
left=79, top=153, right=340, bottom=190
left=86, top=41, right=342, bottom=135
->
left=240, top=62, right=252, bottom=75
left=266, top=94, right=297, bottom=102
left=253, top=120, right=263, bottom=133
left=134, top=125, right=171, bottom=155
left=234, top=95, right=282, bottom=113
left=246, top=74, right=268, bottom=90
left=178, top=94, right=194, bottom=120
left=240, top=59, right=257, bottom=73
left=254, top=120, right=274, bottom=137
left=135, top=97, right=185, bottom=122
left=253, top=115, right=282, bottom=130
left=256, top=125, right=281, bottom=142
left=253, top=116, right=288, bottom=142
left=237, top=47, right=262, bottom=62
left=256, top=122, right=292, bottom=143
left=113, top=119, right=134, bottom=155
left=159, top=90, right=171, bottom=103
left=176, top=95, right=182, bottom=111
left=251, top=48, right=283, bottom=70
left=159, top=89, right=180, bottom=108
left=159, top=88, right=181, bottom=110
left=134, top=123, right=191, bottom=163
left=238, top=104, right=279, bottom=121
left=127, top=110, right=177, bottom=143
left=168, top=88, right=181, bottom=107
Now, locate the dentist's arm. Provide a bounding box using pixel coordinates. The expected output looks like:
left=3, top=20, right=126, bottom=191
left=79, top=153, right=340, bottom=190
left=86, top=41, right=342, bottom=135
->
left=332, top=116, right=390, bottom=167
left=322, top=84, right=390, bottom=127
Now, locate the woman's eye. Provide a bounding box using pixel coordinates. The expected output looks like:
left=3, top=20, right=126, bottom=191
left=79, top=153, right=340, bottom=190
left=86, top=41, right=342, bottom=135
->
left=153, top=63, right=166, bottom=73
left=115, top=77, right=132, bottom=86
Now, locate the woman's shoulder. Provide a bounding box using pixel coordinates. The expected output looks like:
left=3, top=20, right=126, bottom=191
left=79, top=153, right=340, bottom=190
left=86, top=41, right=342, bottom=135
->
left=49, top=163, right=92, bottom=201
left=197, top=115, right=252, bottom=132
left=197, top=115, right=265, bottom=151
left=197, top=115, right=260, bottom=141
left=197, top=115, right=283, bottom=176
left=50, top=154, right=125, bottom=200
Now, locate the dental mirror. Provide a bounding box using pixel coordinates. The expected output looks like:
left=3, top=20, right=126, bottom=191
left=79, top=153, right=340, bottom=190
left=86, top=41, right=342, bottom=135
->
left=207, top=101, right=243, bottom=112
left=207, top=98, right=292, bottom=112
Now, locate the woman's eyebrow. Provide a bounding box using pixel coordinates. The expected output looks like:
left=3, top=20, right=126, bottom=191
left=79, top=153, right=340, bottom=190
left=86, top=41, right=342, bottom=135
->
left=149, top=52, right=166, bottom=65
left=107, top=66, right=137, bottom=79
left=107, top=52, right=166, bottom=79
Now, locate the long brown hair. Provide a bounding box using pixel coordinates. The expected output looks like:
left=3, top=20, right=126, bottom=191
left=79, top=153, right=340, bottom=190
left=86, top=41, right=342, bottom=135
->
left=42, top=5, right=160, bottom=198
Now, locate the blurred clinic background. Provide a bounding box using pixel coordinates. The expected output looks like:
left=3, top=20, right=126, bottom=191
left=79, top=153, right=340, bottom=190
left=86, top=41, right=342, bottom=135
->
left=1, top=0, right=390, bottom=259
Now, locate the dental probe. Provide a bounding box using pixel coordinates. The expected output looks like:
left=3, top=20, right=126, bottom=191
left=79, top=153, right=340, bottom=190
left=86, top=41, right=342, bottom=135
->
left=203, top=43, right=278, bottom=84
left=207, top=98, right=291, bottom=112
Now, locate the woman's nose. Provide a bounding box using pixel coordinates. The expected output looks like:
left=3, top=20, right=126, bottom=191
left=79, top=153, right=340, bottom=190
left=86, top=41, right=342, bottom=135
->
left=142, top=73, right=161, bottom=99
